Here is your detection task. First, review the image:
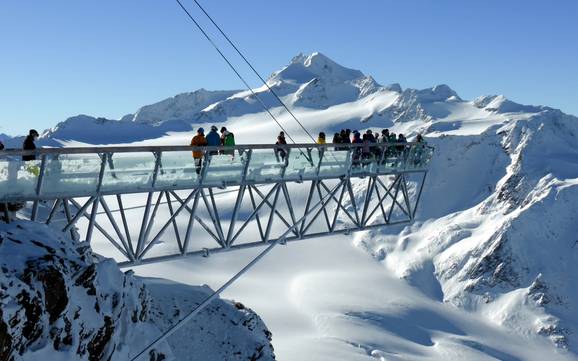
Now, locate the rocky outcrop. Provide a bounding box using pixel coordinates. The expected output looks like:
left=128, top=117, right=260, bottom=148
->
left=0, top=221, right=173, bottom=360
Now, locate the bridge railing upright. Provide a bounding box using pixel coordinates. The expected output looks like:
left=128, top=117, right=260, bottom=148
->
left=0, top=142, right=433, bottom=202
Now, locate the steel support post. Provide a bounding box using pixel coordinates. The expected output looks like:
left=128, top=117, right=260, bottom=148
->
left=301, top=179, right=345, bottom=236
left=201, top=189, right=225, bottom=247
left=225, top=185, right=246, bottom=247
left=62, top=199, right=78, bottom=241
left=100, top=196, right=134, bottom=261
left=69, top=198, right=131, bottom=260
left=330, top=180, right=348, bottom=231
left=361, top=176, right=377, bottom=226
left=45, top=198, right=62, bottom=225
left=138, top=190, right=197, bottom=260
left=251, top=185, right=297, bottom=237
left=207, top=188, right=225, bottom=245
left=229, top=185, right=278, bottom=246
left=62, top=196, right=96, bottom=233
left=164, top=192, right=183, bottom=253
left=248, top=186, right=265, bottom=242
left=141, top=192, right=165, bottom=248
left=263, top=183, right=282, bottom=242
left=281, top=183, right=299, bottom=235
left=367, top=176, right=399, bottom=224
left=368, top=179, right=391, bottom=224
left=85, top=196, right=100, bottom=243
left=318, top=181, right=358, bottom=227
left=315, top=181, right=332, bottom=230
left=136, top=152, right=162, bottom=256
left=346, top=179, right=361, bottom=227
left=30, top=154, right=47, bottom=221
left=374, top=176, right=408, bottom=217
left=299, top=181, right=317, bottom=237
left=412, top=171, right=428, bottom=220
left=387, top=175, right=403, bottom=221
left=169, top=190, right=221, bottom=246
left=116, top=194, right=135, bottom=256
left=182, top=189, right=201, bottom=254
left=400, top=174, right=413, bottom=220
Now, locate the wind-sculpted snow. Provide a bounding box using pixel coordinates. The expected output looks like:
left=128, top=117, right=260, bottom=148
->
left=356, top=105, right=578, bottom=354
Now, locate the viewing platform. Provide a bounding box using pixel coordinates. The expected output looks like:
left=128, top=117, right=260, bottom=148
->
left=0, top=143, right=433, bottom=266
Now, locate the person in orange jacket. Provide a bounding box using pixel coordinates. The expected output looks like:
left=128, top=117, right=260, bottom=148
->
left=191, top=127, right=208, bottom=175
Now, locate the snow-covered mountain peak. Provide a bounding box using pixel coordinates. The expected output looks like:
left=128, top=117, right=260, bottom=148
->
left=473, top=94, right=545, bottom=114
left=128, top=88, right=239, bottom=125
left=271, top=52, right=368, bottom=85
left=415, top=84, right=461, bottom=102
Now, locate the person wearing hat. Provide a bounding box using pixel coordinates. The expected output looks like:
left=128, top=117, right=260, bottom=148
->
left=190, top=128, right=208, bottom=175
left=206, top=125, right=221, bottom=155
left=22, top=129, right=39, bottom=161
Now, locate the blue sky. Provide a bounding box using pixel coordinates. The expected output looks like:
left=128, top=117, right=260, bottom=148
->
left=1, top=0, right=577, bottom=136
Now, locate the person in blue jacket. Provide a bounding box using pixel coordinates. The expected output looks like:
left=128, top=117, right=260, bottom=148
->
left=206, top=125, right=221, bottom=155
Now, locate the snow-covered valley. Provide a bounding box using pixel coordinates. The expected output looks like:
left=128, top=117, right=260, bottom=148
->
left=2, top=52, right=578, bottom=360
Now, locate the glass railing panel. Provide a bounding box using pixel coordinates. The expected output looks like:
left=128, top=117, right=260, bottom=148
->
left=410, top=145, right=434, bottom=169
left=155, top=151, right=200, bottom=189
left=101, top=152, right=156, bottom=193
left=284, top=147, right=320, bottom=180
left=245, top=149, right=285, bottom=182
left=203, top=151, right=246, bottom=186
left=350, top=144, right=382, bottom=175
left=0, top=157, right=39, bottom=200
left=41, top=154, right=102, bottom=196
left=317, top=149, right=350, bottom=178
left=376, top=144, right=407, bottom=172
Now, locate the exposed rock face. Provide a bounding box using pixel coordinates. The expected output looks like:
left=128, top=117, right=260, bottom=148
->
left=145, top=278, right=276, bottom=361
left=0, top=221, right=276, bottom=360
left=0, top=221, right=172, bottom=361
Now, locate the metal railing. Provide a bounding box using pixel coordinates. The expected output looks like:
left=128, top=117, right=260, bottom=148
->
left=0, top=142, right=433, bottom=203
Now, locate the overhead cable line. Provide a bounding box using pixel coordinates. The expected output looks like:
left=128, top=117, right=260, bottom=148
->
left=189, top=0, right=318, bottom=144
left=174, top=0, right=299, bottom=145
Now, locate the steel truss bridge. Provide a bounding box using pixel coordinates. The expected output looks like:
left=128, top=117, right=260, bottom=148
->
left=0, top=143, right=432, bottom=267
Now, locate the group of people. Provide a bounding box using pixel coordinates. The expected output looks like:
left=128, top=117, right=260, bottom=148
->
left=272, top=128, right=425, bottom=165
left=322, top=128, right=422, bottom=165
left=321, top=128, right=411, bottom=147
left=190, top=126, right=236, bottom=174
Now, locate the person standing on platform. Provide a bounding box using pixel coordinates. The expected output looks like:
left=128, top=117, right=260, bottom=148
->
left=206, top=125, right=221, bottom=155
left=275, top=131, right=288, bottom=162
left=22, top=129, right=39, bottom=161
left=220, top=127, right=235, bottom=157
left=191, top=128, right=208, bottom=175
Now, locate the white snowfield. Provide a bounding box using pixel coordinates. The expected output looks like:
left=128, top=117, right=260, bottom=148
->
left=6, top=52, right=578, bottom=360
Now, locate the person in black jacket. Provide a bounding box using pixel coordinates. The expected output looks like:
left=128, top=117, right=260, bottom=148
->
left=22, top=129, right=39, bottom=161
left=0, top=140, right=4, bottom=151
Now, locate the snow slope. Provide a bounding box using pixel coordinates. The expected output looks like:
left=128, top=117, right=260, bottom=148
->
left=8, top=52, right=578, bottom=360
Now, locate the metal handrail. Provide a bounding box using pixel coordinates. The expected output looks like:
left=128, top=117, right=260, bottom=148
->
left=0, top=142, right=431, bottom=157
